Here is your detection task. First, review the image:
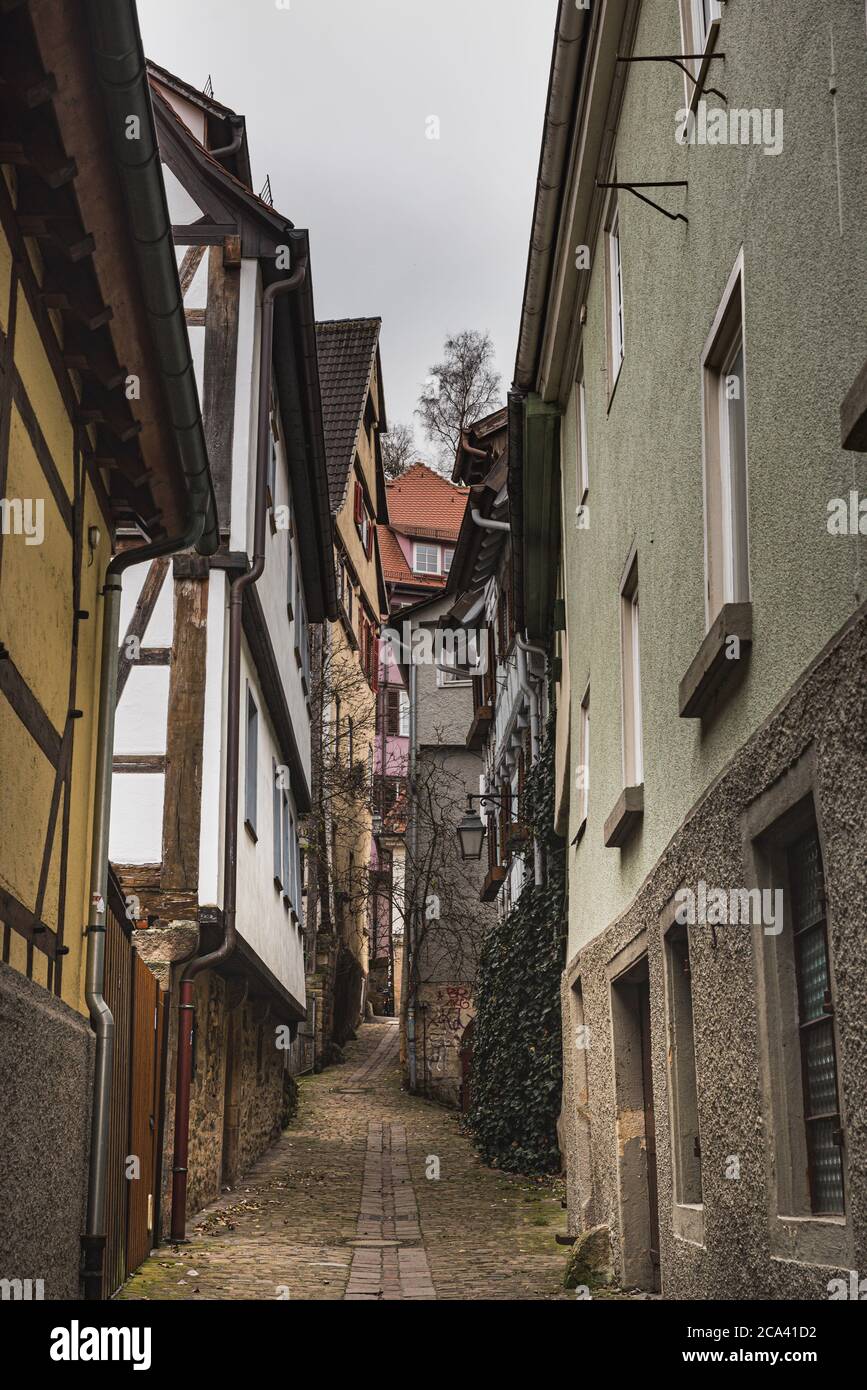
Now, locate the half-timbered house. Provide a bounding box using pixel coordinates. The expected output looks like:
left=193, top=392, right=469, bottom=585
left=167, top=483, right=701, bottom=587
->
left=308, top=319, right=389, bottom=1055
left=107, top=66, right=337, bottom=1239
left=0, top=1, right=218, bottom=1297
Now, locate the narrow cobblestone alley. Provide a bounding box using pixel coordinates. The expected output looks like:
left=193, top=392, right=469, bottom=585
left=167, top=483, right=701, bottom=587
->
left=118, top=1019, right=572, bottom=1301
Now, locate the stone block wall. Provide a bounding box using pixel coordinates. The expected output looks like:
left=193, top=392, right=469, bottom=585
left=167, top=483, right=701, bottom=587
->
left=560, top=609, right=867, bottom=1299
left=0, top=963, right=94, bottom=1298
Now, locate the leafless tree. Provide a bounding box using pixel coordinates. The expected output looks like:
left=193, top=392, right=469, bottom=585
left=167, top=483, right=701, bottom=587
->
left=380, top=421, right=418, bottom=481
left=302, top=637, right=484, bottom=1061
left=416, top=329, right=502, bottom=469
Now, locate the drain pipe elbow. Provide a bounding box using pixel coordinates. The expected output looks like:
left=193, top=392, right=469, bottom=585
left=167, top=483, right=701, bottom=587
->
left=471, top=507, right=510, bottom=534
left=211, top=116, right=244, bottom=160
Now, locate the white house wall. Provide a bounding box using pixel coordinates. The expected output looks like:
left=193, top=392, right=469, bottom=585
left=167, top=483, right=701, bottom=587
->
left=230, top=260, right=259, bottom=555
left=109, top=566, right=172, bottom=867
left=198, top=568, right=227, bottom=907
left=237, top=636, right=306, bottom=1007
left=110, top=774, right=165, bottom=864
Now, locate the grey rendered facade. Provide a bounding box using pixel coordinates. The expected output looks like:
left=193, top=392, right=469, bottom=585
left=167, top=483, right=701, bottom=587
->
left=515, top=1, right=867, bottom=1297
left=401, top=592, right=492, bottom=1107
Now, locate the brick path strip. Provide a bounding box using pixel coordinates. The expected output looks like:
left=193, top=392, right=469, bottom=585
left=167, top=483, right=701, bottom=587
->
left=345, top=1118, right=435, bottom=1300
left=118, top=1017, right=571, bottom=1302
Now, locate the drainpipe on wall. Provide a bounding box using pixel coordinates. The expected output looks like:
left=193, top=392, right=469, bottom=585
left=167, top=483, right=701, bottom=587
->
left=405, top=657, right=419, bottom=1092
left=82, top=522, right=211, bottom=1300
left=169, top=249, right=309, bottom=1243
left=210, top=116, right=245, bottom=160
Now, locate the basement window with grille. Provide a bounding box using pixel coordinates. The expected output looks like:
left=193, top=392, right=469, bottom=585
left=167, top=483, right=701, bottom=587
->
left=663, top=910, right=704, bottom=1244
left=744, top=766, right=849, bottom=1264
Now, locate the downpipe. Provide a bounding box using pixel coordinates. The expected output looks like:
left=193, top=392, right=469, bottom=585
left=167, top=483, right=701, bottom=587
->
left=405, top=657, right=419, bottom=1092
left=169, top=252, right=309, bottom=1242
left=82, top=519, right=207, bottom=1300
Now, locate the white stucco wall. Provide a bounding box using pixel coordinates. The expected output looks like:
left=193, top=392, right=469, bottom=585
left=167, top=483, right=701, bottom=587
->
left=235, top=638, right=306, bottom=1007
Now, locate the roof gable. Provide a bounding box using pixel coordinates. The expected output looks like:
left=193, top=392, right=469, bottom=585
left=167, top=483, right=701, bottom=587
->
left=387, top=462, right=468, bottom=542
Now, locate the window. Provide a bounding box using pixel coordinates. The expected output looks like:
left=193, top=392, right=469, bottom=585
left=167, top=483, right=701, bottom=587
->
left=267, top=402, right=278, bottom=507
left=681, top=0, right=721, bottom=60
left=702, top=252, right=749, bottom=625
left=788, top=826, right=843, bottom=1215
left=665, top=920, right=703, bottom=1209
left=575, top=376, right=589, bottom=501
left=577, top=683, right=590, bottom=829
left=413, top=543, right=440, bottom=575
left=283, top=796, right=293, bottom=907
left=385, top=688, right=410, bottom=737
left=375, top=775, right=404, bottom=821
left=272, top=759, right=283, bottom=888
left=294, top=574, right=310, bottom=694
left=354, top=476, right=370, bottom=553
left=605, top=188, right=625, bottom=388
left=437, top=663, right=471, bottom=688
left=245, top=685, right=258, bottom=838
left=443, top=548, right=455, bottom=575
left=745, top=768, right=848, bottom=1248
left=286, top=527, right=294, bottom=620
left=620, top=553, right=643, bottom=787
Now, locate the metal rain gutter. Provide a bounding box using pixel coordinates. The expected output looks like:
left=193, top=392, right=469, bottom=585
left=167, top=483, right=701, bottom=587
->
left=513, top=0, right=588, bottom=393
left=84, top=0, right=220, bottom=557
left=80, top=0, right=220, bottom=1299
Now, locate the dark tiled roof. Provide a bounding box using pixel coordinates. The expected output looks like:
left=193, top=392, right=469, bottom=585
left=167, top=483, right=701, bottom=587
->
left=315, top=318, right=381, bottom=512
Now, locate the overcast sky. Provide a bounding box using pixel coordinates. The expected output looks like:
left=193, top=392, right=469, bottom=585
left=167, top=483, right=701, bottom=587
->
left=138, top=0, right=555, bottom=455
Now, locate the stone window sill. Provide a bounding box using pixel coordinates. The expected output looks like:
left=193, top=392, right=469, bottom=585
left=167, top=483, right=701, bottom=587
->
left=603, top=785, right=643, bottom=848
left=678, top=602, right=752, bottom=720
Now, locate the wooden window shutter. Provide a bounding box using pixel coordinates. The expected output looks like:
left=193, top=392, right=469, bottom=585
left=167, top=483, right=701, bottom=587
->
left=366, top=521, right=375, bottom=560
left=372, top=633, right=381, bottom=691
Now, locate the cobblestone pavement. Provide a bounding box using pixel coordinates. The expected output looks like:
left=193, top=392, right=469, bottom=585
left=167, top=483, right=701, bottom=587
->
left=119, top=1017, right=573, bottom=1301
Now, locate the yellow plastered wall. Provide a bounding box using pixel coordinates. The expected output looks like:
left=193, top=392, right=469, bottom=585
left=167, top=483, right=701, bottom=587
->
left=0, top=223, right=111, bottom=1018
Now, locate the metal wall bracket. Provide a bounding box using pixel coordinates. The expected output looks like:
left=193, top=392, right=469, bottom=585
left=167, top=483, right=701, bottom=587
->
left=617, top=20, right=726, bottom=109
left=596, top=181, right=689, bottom=225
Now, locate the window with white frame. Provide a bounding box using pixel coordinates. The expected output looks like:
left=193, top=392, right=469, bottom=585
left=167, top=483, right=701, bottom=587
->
left=683, top=0, right=721, bottom=55
left=272, top=758, right=283, bottom=889
left=620, top=554, right=643, bottom=788
left=286, top=510, right=295, bottom=620
left=605, top=189, right=625, bottom=387
left=413, top=543, right=440, bottom=575
left=267, top=399, right=278, bottom=507
left=577, top=682, right=590, bottom=827
left=575, top=375, right=589, bottom=501
left=443, top=548, right=455, bottom=574
left=665, top=920, right=703, bottom=1207
left=245, top=685, right=258, bottom=837
left=702, top=253, right=750, bottom=625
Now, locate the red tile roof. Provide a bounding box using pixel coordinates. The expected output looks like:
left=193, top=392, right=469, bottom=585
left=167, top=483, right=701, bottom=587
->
left=386, top=462, right=468, bottom=542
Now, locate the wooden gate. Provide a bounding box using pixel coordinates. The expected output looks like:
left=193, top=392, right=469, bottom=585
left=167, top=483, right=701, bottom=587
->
left=102, top=875, right=167, bottom=1296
